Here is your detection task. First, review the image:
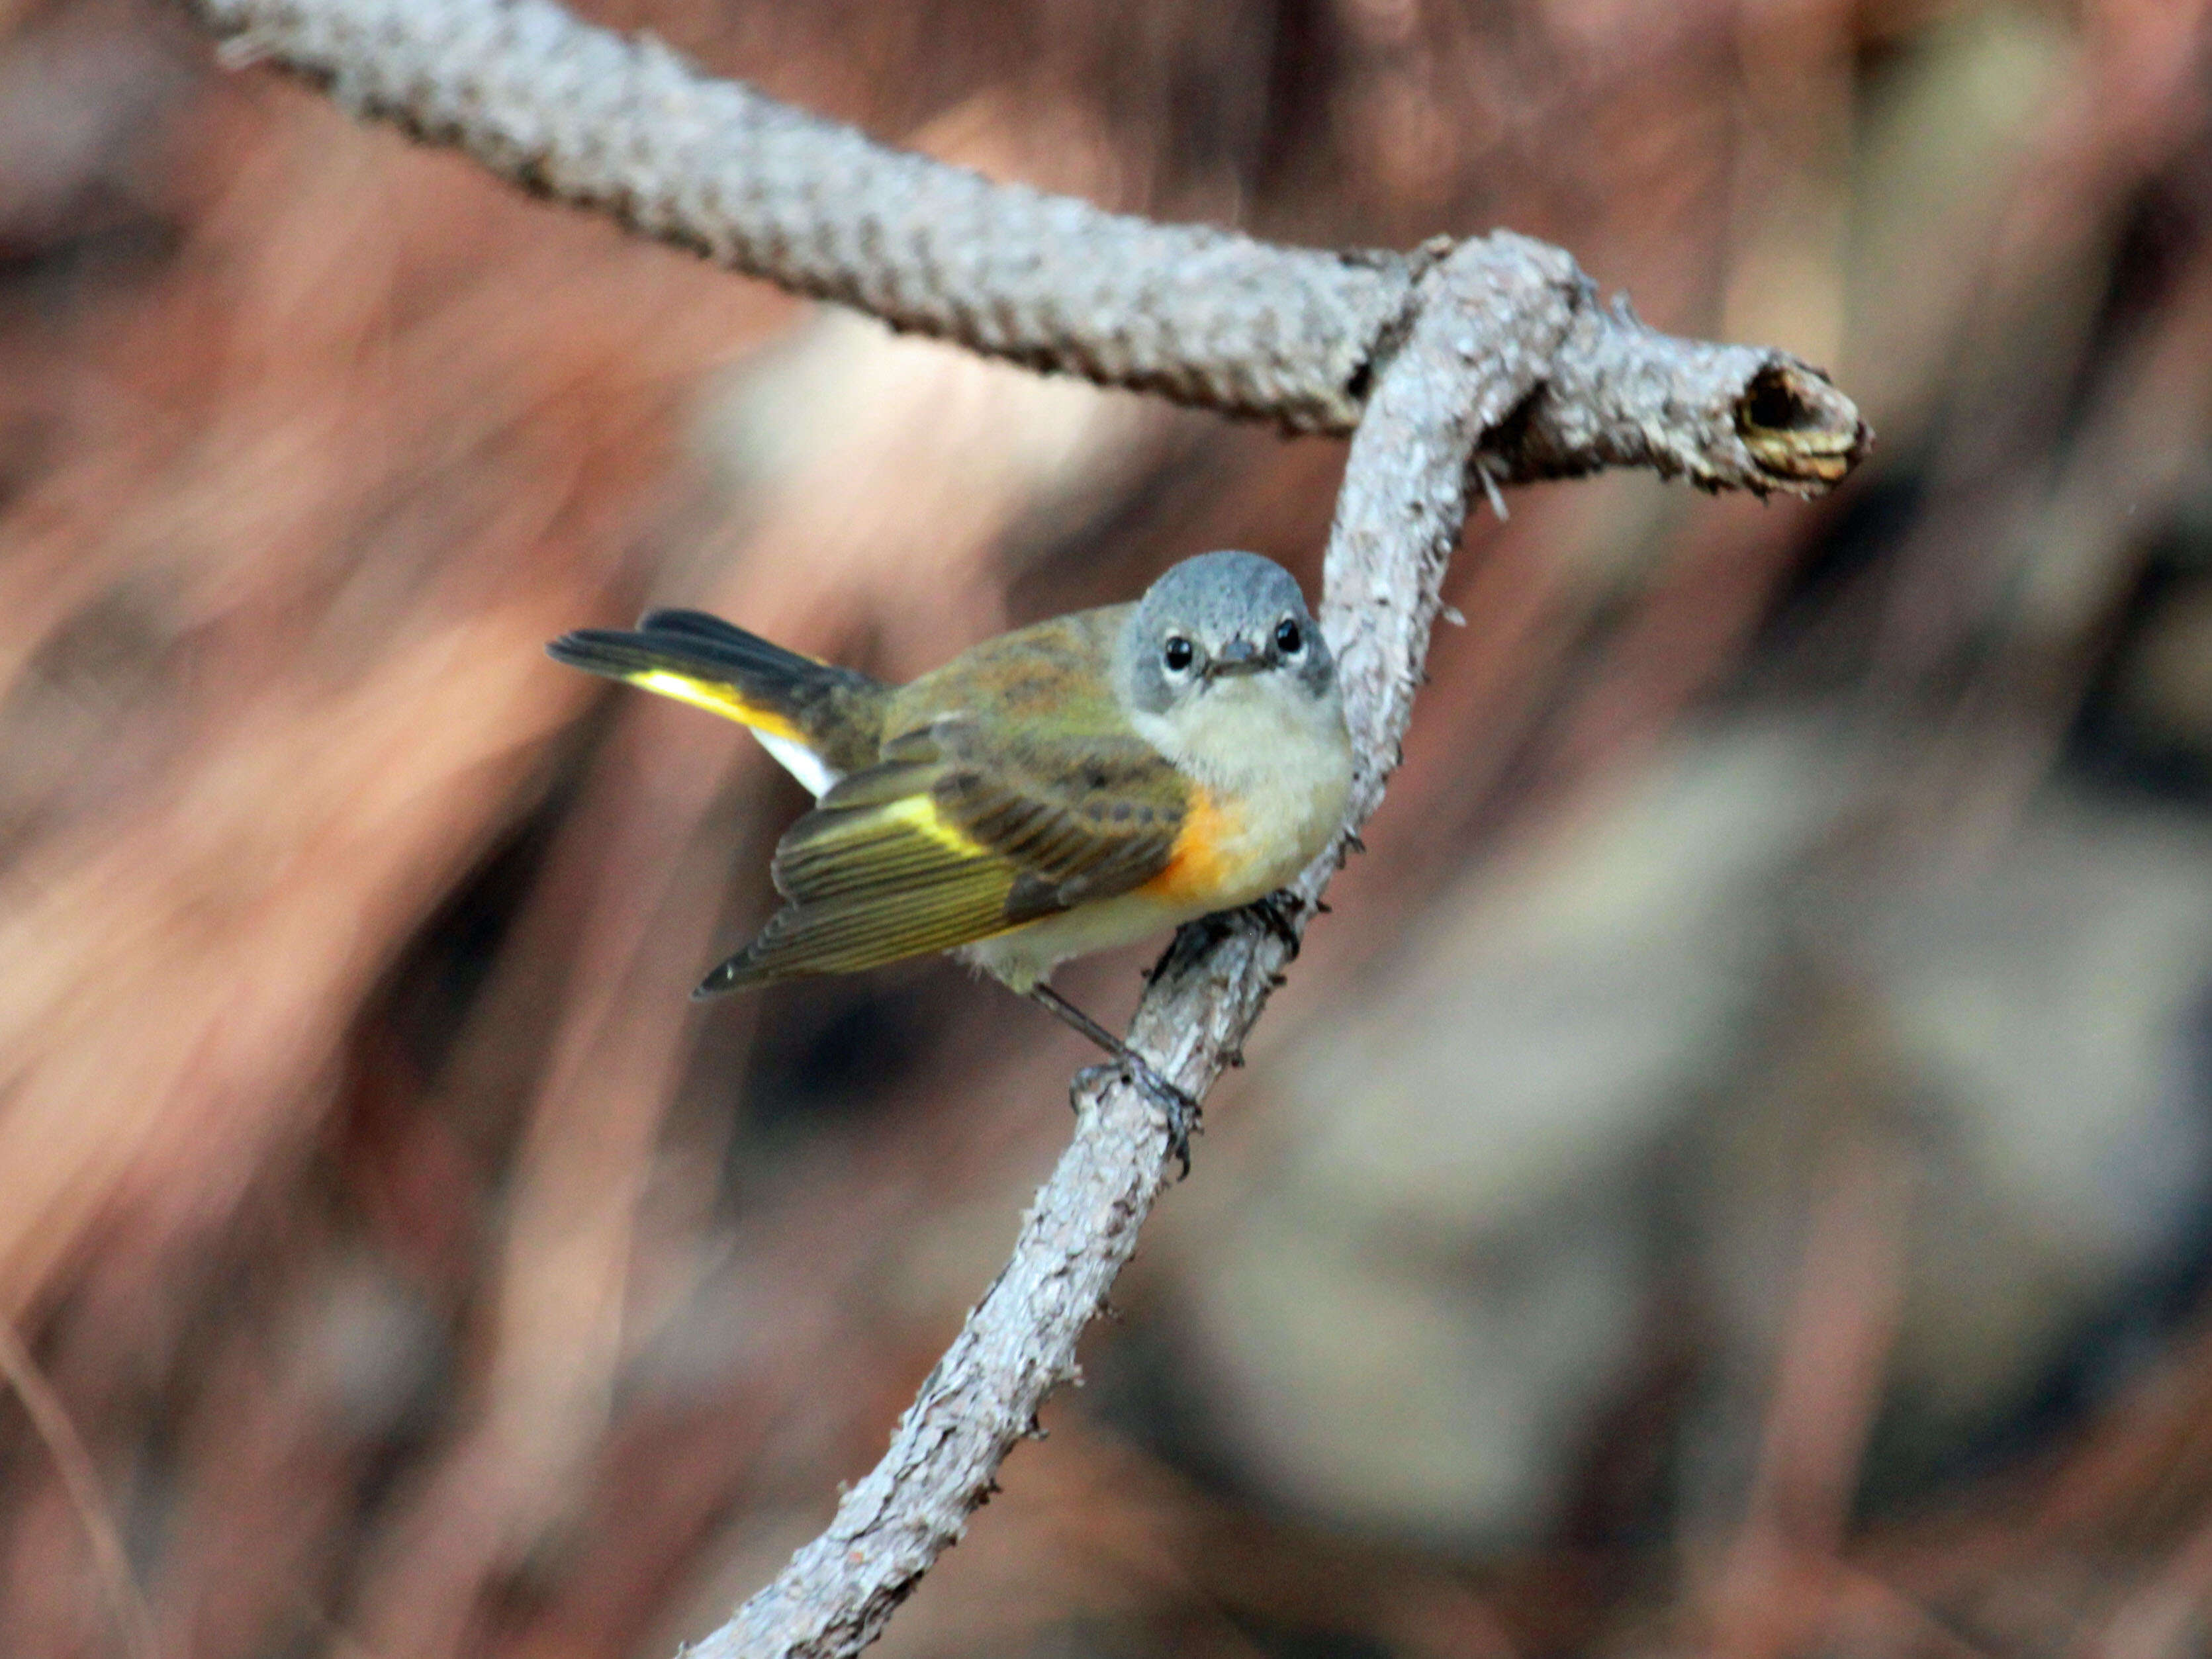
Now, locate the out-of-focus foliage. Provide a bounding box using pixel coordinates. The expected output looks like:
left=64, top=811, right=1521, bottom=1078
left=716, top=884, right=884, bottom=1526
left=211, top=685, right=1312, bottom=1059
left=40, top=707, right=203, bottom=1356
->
left=1, top=0, right=2210, bottom=1654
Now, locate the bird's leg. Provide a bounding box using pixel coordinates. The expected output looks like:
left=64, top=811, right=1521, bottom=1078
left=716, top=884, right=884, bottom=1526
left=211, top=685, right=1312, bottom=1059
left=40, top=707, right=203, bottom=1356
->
left=1028, top=983, right=1200, bottom=1177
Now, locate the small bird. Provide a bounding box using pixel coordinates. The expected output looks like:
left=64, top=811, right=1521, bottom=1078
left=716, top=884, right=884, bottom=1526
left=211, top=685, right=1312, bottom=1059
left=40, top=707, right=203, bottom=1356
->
left=547, top=551, right=1353, bottom=1163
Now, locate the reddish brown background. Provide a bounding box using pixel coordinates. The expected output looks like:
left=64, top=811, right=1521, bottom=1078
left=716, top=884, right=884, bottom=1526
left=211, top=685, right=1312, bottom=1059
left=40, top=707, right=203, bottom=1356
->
left=3, top=0, right=2212, bottom=1653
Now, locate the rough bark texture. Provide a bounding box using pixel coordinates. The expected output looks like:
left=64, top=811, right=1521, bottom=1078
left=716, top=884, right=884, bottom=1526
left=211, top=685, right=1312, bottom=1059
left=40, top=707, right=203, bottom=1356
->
left=186, top=0, right=1867, bottom=486
left=171, top=1, right=1872, bottom=1654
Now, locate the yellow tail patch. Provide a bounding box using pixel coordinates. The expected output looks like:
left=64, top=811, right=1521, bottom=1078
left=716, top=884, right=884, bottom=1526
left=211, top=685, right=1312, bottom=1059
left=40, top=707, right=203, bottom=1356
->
left=623, top=670, right=837, bottom=796
left=625, top=670, right=806, bottom=743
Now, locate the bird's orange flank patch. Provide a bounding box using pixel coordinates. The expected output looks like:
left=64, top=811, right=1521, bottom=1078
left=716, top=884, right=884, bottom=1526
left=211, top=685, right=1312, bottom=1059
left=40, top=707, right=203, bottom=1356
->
left=1144, top=785, right=1250, bottom=907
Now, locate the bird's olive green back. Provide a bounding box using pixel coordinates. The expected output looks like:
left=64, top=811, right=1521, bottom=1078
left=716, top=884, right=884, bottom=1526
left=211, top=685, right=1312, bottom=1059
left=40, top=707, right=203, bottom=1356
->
left=701, top=607, right=1191, bottom=991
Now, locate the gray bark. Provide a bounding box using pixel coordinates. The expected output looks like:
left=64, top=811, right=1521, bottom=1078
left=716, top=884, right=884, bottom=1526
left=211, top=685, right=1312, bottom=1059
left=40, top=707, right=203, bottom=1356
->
left=188, top=0, right=1866, bottom=488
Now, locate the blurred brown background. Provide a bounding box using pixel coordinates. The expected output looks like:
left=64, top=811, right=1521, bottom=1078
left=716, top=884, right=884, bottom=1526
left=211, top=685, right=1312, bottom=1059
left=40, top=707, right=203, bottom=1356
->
left=3, top=0, right=2211, bottom=1653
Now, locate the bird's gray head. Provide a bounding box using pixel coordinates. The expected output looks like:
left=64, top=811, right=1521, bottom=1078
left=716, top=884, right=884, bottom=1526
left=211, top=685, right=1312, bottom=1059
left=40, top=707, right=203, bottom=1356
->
left=1117, top=551, right=1334, bottom=717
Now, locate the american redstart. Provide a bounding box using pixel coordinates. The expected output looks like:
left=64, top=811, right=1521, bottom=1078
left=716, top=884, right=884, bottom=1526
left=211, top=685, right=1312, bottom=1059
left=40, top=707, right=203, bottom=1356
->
left=547, top=551, right=1353, bottom=1161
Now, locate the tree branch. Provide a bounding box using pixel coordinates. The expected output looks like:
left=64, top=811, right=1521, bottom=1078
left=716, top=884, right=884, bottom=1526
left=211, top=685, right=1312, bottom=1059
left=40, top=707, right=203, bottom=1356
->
left=176, top=2, right=1872, bottom=1654
left=185, top=0, right=1867, bottom=487
left=695, top=231, right=1581, bottom=1659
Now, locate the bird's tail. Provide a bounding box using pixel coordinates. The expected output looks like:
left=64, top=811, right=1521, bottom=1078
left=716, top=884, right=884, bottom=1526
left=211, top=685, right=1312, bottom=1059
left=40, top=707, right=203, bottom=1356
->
left=547, top=609, right=891, bottom=795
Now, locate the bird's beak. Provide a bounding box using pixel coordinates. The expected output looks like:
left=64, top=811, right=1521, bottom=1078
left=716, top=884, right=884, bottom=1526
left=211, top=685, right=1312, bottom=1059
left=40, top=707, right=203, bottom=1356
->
left=1205, top=639, right=1267, bottom=679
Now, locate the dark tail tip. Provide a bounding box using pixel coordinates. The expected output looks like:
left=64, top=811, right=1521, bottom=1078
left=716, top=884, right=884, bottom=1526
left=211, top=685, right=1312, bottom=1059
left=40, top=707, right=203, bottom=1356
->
left=545, top=629, right=645, bottom=676
left=694, top=956, right=752, bottom=999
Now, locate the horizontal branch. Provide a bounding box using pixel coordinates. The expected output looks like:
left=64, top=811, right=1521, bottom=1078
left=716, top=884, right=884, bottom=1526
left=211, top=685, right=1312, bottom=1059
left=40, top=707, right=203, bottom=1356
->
left=189, top=0, right=1405, bottom=430
left=187, top=0, right=1868, bottom=486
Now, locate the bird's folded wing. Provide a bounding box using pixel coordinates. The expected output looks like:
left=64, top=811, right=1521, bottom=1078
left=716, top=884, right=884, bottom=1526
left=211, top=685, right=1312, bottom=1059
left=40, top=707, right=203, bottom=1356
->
left=698, top=721, right=1185, bottom=991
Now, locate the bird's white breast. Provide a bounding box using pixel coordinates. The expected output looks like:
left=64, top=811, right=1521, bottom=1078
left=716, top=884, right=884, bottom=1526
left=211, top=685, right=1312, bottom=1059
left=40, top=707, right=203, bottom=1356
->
left=1132, top=672, right=1354, bottom=907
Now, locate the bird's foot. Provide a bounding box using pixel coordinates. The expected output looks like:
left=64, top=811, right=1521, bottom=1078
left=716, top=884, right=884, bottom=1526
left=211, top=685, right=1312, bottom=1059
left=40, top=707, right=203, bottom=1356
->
left=1247, top=888, right=1307, bottom=959
left=1072, top=1058, right=1203, bottom=1179
left=1150, top=892, right=1303, bottom=986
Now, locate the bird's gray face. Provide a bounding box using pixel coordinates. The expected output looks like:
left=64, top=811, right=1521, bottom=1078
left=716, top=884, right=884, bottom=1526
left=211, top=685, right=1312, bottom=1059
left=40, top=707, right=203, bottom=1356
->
left=1119, top=551, right=1334, bottom=718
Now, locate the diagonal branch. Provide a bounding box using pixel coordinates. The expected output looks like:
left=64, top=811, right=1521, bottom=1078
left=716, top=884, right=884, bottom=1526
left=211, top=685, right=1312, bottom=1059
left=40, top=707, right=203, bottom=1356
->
left=185, top=0, right=1866, bottom=486
left=0, top=1320, right=160, bottom=1659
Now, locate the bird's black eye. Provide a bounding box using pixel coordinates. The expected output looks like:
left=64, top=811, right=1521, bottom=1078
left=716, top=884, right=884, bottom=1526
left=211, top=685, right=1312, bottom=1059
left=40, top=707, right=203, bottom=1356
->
left=1274, top=618, right=1303, bottom=654
left=1163, top=636, right=1195, bottom=672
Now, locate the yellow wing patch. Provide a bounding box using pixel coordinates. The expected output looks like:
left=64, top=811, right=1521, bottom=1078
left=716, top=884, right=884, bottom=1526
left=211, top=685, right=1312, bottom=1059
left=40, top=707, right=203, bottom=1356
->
left=701, top=769, right=1022, bottom=991
left=769, top=791, right=995, bottom=902
left=885, top=793, right=986, bottom=850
